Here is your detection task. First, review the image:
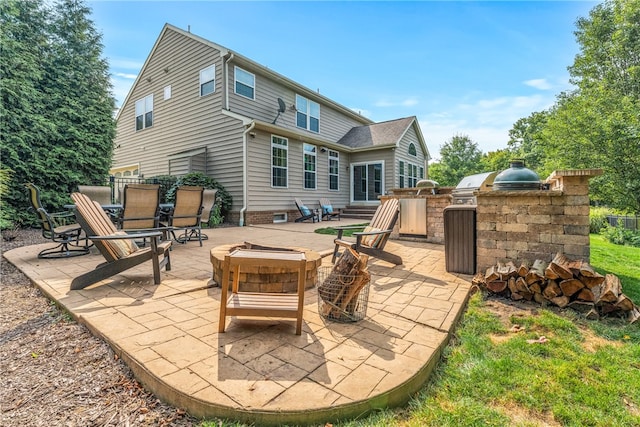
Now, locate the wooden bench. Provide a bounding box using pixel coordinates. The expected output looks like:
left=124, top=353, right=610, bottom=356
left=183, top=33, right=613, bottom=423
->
left=218, top=249, right=307, bottom=335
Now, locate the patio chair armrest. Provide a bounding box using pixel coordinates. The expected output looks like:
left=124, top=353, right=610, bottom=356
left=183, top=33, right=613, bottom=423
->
left=333, top=224, right=369, bottom=231
left=333, top=224, right=368, bottom=240
left=89, top=231, right=163, bottom=240
left=50, top=210, right=75, bottom=218
left=352, top=228, right=393, bottom=237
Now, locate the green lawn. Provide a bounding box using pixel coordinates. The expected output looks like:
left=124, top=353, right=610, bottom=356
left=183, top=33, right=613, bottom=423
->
left=205, top=235, right=640, bottom=427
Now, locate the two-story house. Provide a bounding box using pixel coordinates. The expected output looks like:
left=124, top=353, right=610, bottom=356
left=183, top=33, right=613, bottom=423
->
left=111, top=24, right=430, bottom=225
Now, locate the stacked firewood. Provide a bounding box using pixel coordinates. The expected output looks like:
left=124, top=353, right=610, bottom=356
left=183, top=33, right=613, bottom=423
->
left=318, top=247, right=370, bottom=321
left=473, top=253, right=640, bottom=323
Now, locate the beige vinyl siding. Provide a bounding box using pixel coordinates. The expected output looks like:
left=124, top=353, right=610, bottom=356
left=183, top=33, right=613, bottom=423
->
left=113, top=28, right=245, bottom=210
left=395, top=124, right=427, bottom=189
left=228, top=65, right=367, bottom=143
left=350, top=149, right=396, bottom=198
left=245, top=131, right=350, bottom=211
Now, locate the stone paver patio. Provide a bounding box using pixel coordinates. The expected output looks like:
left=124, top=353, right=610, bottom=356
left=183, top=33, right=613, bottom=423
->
left=3, top=220, right=473, bottom=425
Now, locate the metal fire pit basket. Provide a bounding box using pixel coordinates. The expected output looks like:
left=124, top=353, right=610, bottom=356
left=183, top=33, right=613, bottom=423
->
left=317, top=266, right=370, bottom=323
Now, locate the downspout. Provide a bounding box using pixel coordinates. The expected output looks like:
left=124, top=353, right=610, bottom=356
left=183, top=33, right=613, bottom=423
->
left=239, top=121, right=255, bottom=226
left=223, top=52, right=234, bottom=110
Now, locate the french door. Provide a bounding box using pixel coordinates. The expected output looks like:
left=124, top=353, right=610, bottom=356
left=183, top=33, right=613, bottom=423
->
left=351, top=162, right=384, bottom=203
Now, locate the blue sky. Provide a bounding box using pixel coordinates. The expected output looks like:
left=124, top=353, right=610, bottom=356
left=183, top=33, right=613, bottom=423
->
left=88, top=1, right=598, bottom=160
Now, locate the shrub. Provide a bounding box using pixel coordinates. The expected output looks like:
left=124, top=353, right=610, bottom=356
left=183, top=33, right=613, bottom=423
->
left=589, top=206, right=612, bottom=234
left=602, top=222, right=640, bottom=247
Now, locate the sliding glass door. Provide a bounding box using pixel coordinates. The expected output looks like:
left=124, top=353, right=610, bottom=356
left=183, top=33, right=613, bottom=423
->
left=351, top=162, right=383, bottom=203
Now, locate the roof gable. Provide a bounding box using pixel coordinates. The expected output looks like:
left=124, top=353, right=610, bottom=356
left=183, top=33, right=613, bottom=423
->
left=338, top=117, right=428, bottom=155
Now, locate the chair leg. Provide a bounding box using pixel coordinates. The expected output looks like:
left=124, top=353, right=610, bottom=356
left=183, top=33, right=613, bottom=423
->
left=38, top=241, right=90, bottom=259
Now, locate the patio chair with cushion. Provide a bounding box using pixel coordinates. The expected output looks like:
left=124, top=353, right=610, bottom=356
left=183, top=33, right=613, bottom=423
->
left=162, top=186, right=204, bottom=246
left=116, top=183, right=165, bottom=245
left=69, top=192, right=171, bottom=290
left=318, top=198, right=341, bottom=221
left=294, top=198, right=319, bottom=223
left=332, top=198, right=402, bottom=265
left=26, top=183, right=90, bottom=259
left=117, top=183, right=161, bottom=230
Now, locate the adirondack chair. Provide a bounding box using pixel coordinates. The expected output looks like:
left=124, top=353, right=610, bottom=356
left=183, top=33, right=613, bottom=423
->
left=294, top=198, right=319, bottom=223
left=69, top=192, right=172, bottom=290
left=318, top=198, right=341, bottom=221
left=77, top=185, right=112, bottom=205
left=26, top=183, right=90, bottom=259
left=332, top=198, right=402, bottom=265
left=163, top=186, right=204, bottom=246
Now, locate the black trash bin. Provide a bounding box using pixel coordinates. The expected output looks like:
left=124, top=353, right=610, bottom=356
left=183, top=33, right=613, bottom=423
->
left=443, top=205, right=477, bottom=274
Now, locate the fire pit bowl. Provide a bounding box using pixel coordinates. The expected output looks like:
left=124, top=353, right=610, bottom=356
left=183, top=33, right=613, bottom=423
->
left=210, top=243, right=321, bottom=292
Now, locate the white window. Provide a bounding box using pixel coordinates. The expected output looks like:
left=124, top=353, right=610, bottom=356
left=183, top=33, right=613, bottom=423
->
left=303, top=143, right=316, bottom=189
left=271, top=136, right=288, bottom=188
left=409, top=163, right=418, bottom=187
left=200, top=65, right=215, bottom=96
left=135, top=94, right=153, bottom=131
left=163, top=85, right=171, bottom=100
left=408, top=143, right=417, bottom=156
left=234, top=66, right=255, bottom=99
left=328, top=150, right=339, bottom=191
left=399, top=160, right=422, bottom=188
left=296, top=94, right=320, bottom=133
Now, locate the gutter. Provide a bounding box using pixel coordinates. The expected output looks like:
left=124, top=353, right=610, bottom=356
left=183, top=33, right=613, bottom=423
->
left=239, top=121, right=255, bottom=226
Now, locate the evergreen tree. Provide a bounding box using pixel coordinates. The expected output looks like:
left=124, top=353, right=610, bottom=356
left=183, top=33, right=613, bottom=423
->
left=0, top=0, right=116, bottom=225
left=0, top=0, right=50, bottom=224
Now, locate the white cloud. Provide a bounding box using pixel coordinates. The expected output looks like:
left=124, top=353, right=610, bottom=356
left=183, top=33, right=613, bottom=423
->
left=114, top=72, right=137, bottom=80
left=524, top=78, right=552, bottom=90
left=418, top=93, right=556, bottom=159
left=109, top=58, right=145, bottom=71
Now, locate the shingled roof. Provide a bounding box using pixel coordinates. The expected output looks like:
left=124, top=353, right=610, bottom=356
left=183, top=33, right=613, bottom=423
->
left=337, top=117, right=417, bottom=149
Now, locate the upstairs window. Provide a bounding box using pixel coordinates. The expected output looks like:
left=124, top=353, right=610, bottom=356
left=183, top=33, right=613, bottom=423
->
left=135, top=94, right=153, bottom=131
left=296, top=94, right=320, bottom=133
left=200, top=65, right=215, bottom=96
left=234, top=66, right=255, bottom=99
left=271, top=136, right=288, bottom=188
left=303, top=143, right=316, bottom=189
left=328, top=150, right=339, bottom=191
left=408, top=143, right=417, bottom=156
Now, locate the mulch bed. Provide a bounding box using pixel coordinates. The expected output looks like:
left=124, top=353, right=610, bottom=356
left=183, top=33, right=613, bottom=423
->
left=1, top=229, right=201, bottom=426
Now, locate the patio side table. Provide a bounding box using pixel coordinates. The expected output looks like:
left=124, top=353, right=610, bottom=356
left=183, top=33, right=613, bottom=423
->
left=218, top=249, right=306, bottom=335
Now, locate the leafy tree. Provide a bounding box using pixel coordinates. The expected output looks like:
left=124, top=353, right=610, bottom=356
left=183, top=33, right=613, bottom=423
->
left=541, top=0, right=640, bottom=212
left=428, top=134, right=483, bottom=186
left=480, top=149, right=513, bottom=175
left=507, top=110, right=550, bottom=174
left=0, top=0, right=116, bottom=225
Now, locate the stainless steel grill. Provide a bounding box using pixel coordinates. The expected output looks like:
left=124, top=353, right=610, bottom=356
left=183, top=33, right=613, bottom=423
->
left=451, top=171, right=498, bottom=205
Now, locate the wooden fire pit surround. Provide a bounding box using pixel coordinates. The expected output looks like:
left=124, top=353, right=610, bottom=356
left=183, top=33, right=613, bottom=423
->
left=210, top=242, right=321, bottom=292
